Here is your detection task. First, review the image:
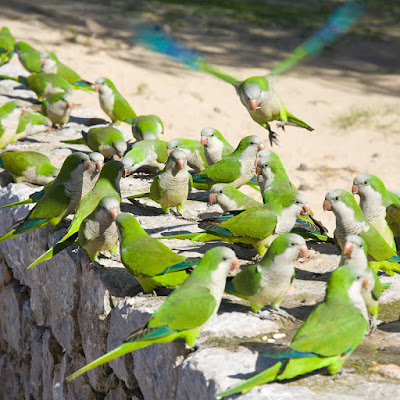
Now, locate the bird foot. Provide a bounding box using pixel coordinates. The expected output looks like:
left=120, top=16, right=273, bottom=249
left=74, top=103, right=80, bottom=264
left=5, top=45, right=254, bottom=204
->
left=334, top=367, right=356, bottom=379
left=248, top=310, right=277, bottom=321
left=267, top=129, right=279, bottom=147
left=367, top=317, right=383, bottom=335
left=269, top=308, right=297, bottom=322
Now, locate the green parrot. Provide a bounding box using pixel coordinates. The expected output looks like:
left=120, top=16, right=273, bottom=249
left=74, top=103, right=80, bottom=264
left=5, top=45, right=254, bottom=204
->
left=116, top=212, right=200, bottom=293
left=192, top=135, right=264, bottom=190
left=67, top=246, right=239, bottom=381
left=0, top=27, right=15, bottom=65
left=217, top=265, right=369, bottom=397
left=200, top=127, right=234, bottom=166
left=14, top=41, right=41, bottom=73
left=0, top=151, right=58, bottom=185
left=0, top=152, right=92, bottom=242
left=352, top=173, right=400, bottom=250
left=61, top=124, right=127, bottom=159
left=39, top=51, right=94, bottom=91
left=26, top=159, right=125, bottom=269
left=208, top=183, right=261, bottom=213
left=0, top=101, right=24, bottom=149
left=78, top=196, right=120, bottom=262
left=339, top=234, right=385, bottom=333
left=94, top=77, right=137, bottom=124
left=123, top=139, right=167, bottom=173
left=159, top=191, right=310, bottom=255
left=225, top=233, right=307, bottom=320
left=14, top=111, right=52, bottom=141
left=167, top=138, right=208, bottom=171
left=323, top=189, right=400, bottom=274
left=41, top=91, right=73, bottom=126
left=130, top=114, right=164, bottom=141
left=127, top=149, right=192, bottom=214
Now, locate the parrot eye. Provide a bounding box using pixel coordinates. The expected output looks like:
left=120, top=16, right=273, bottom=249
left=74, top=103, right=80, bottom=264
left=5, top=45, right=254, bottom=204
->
left=222, top=257, right=228, bottom=261
left=295, top=200, right=300, bottom=204
left=264, top=164, right=268, bottom=168
left=290, top=242, right=296, bottom=246
left=219, top=190, right=223, bottom=194
left=250, top=142, right=254, bottom=145
left=335, top=196, right=339, bottom=201
left=364, top=181, right=368, bottom=185
left=210, top=134, right=214, bottom=137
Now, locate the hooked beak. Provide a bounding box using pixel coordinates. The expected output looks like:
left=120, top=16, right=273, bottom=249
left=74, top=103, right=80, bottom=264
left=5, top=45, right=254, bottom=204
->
left=123, top=168, right=130, bottom=178
left=166, top=149, right=172, bottom=157
left=21, top=107, right=27, bottom=115
left=257, top=143, right=265, bottom=152
left=208, top=193, right=217, bottom=206
left=45, top=127, right=52, bottom=133
left=230, top=257, right=240, bottom=271
left=67, top=102, right=73, bottom=109
left=200, top=136, right=208, bottom=146
left=85, top=160, right=93, bottom=170
left=256, top=166, right=262, bottom=175
left=352, top=184, right=359, bottom=195
left=362, top=277, right=369, bottom=290
left=254, top=158, right=260, bottom=167
left=300, top=203, right=311, bottom=215
left=298, top=244, right=308, bottom=258
left=249, top=99, right=258, bottom=111
left=343, top=242, right=354, bottom=257
left=117, top=152, right=124, bottom=159
left=40, top=58, right=44, bottom=66
left=95, top=161, right=104, bottom=172
left=323, top=199, right=332, bottom=211
left=176, top=159, right=185, bottom=169
left=94, top=85, right=100, bottom=92
left=109, top=208, right=119, bottom=221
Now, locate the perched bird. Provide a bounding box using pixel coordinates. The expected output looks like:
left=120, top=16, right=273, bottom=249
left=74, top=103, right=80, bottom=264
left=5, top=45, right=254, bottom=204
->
left=116, top=212, right=199, bottom=293
left=67, top=246, right=239, bottom=381
left=0, top=152, right=91, bottom=243
left=14, top=111, right=52, bottom=141
left=130, top=114, right=164, bottom=141
left=94, top=77, right=137, bottom=123
left=192, top=135, right=264, bottom=190
left=200, top=127, right=234, bottom=166
left=127, top=149, right=192, bottom=214
left=339, top=235, right=385, bottom=333
left=123, top=139, right=167, bottom=173
left=0, top=27, right=15, bottom=65
left=217, top=265, right=369, bottom=397
left=167, top=138, right=207, bottom=171
left=27, top=159, right=125, bottom=269
left=0, top=101, right=24, bottom=149
left=14, top=41, right=41, bottom=73
left=39, top=51, right=94, bottom=91
left=352, top=173, right=400, bottom=250
left=323, top=189, right=400, bottom=274
left=0, top=151, right=58, bottom=185
left=226, top=233, right=307, bottom=320
left=78, top=196, right=120, bottom=262
left=41, top=91, right=73, bottom=126
left=208, top=183, right=261, bottom=213
left=61, top=124, right=127, bottom=158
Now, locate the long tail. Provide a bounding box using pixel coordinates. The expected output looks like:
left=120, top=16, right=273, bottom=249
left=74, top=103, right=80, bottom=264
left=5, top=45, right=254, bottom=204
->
left=291, top=216, right=333, bottom=242
left=1, top=198, right=35, bottom=208
left=287, top=112, right=314, bottom=131
left=126, top=192, right=151, bottom=201
left=60, top=138, right=86, bottom=145
left=72, top=80, right=95, bottom=91
left=155, top=257, right=200, bottom=276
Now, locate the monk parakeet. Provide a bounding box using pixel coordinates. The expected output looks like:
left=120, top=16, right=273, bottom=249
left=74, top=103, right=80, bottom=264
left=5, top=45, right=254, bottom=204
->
left=200, top=127, right=234, bottom=166
left=67, top=246, right=239, bottom=381
left=14, top=41, right=41, bottom=73
left=226, top=233, right=307, bottom=320
left=127, top=149, right=192, bottom=214
left=116, top=212, right=200, bottom=293
left=0, top=27, right=15, bottom=65
left=14, top=111, right=52, bottom=141
left=208, top=183, right=261, bottom=213
left=130, top=114, right=164, bottom=141
left=192, top=135, right=264, bottom=190
left=352, top=173, right=400, bottom=250
left=41, top=91, right=73, bottom=126
left=61, top=124, right=127, bottom=159
left=217, top=265, right=369, bottom=397
left=94, top=77, right=137, bottom=124
left=27, top=159, right=125, bottom=269
left=78, top=196, right=120, bottom=262
left=0, top=152, right=92, bottom=242
left=0, top=151, right=58, bottom=185
left=39, top=51, right=94, bottom=91
left=167, top=138, right=207, bottom=171
left=323, top=189, right=400, bottom=274
left=0, top=101, right=24, bottom=149
left=123, top=139, right=167, bottom=173
left=339, top=234, right=384, bottom=333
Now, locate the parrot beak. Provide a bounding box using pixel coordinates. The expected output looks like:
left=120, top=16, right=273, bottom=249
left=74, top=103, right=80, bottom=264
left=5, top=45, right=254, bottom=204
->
left=109, top=208, right=119, bottom=221
left=323, top=199, right=332, bottom=211
left=46, top=127, right=52, bottom=133
left=67, top=102, right=73, bottom=109
left=123, top=168, right=130, bottom=178
left=230, top=257, right=240, bottom=271
left=254, top=158, right=260, bottom=167
left=208, top=193, right=217, bottom=206
left=21, top=107, right=27, bottom=115
left=94, top=85, right=100, bottom=92
left=298, top=244, right=308, bottom=258
left=39, top=58, right=44, bottom=66
left=343, top=242, right=354, bottom=257
left=95, top=161, right=104, bottom=172
left=249, top=99, right=258, bottom=111
left=300, top=204, right=311, bottom=215
left=352, top=184, right=359, bottom=195
left=256, top=166, right=262, bottom=175
left=166, top=149, right=172, bottom=157
left=361, top=277, right=369, bottom=290
left=117, top=152, right=124, bottom=159
left=257, top=144, right=265, bottom=152
left=200, top=136, right=208, bottom=146
left=176, top=159, right=185, bottom=169
left=85, top=161, right=93, bottom=170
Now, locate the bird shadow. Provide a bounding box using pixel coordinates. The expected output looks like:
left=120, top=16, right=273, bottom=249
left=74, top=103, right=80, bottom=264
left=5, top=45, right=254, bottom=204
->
left=294, top=267, right=331, bottom=283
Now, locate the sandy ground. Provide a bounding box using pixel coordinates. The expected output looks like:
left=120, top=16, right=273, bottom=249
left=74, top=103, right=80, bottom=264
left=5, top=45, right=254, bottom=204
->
left=0, top=1, right=399, bottom=235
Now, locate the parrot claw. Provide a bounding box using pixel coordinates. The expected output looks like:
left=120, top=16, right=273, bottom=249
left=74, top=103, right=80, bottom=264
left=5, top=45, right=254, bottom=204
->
left=267, top=128, right=279, bottom=147
left=368, top=316, right=383, bottom=335
left=248, top=310, right=277, bottom=321
left=334, top=367, right=356, bottom=379
left=269, top=308, right=297, bottom=322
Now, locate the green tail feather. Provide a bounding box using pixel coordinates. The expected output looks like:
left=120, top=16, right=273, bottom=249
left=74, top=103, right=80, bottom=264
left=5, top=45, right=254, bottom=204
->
left=0, top=74, right=26, bottom=86
left=60, top=138, right=86, bottom=145
left=1, top=198, right=35, bottom=208
left=124, top=117, right=136, bottom=124
left=287, top=112, right=314, bottom=131
left=246, top=181, right=261, bottom=192
left=156, top=257, right=200, bottom=276
left=126, top=192, right=151, bottom=201
left=381, top=282, right=391, bottom=291
left=72, top=80, right=94, bottom=91
left=155, top=232, right=199, bottom=240
left=0, top=228, right=17, bottom=242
